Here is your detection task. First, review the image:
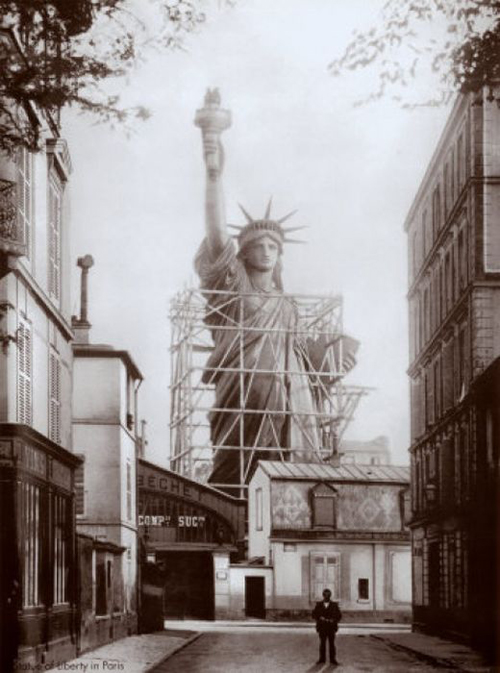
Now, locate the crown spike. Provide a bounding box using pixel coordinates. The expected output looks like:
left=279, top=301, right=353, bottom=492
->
left=228, top=224, right=244, bottom=230
left=264, top=197, right=273, bottom=221
left=283, top=238, right=307, bottom=244
left=281, top=225, right=308, bottom=233
left=238, top=203, right=254, bottom=223
left=276, top=209, right=298, bottom=225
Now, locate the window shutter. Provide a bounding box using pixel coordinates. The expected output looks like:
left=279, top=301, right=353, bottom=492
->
left=75, top=456, right=85, bottom=516
left=48, top=177, right=62, bottom=302
left=311, top=554, right=325, bottom=601
left=310, top=553, right=340, bottom=601
left=17, top=148, right=33, bottom=257
left=17, top=320, right=32, bottom=425
left=49, top=350, right=61, bottom=444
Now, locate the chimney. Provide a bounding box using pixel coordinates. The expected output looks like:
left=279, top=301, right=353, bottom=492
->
left=72, top=254, right=94, bottom=344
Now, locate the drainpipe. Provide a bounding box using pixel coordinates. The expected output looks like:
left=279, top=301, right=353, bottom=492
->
left=372, top=543, right=377, bottom=615
left=133, top=378, right=142, bottom=632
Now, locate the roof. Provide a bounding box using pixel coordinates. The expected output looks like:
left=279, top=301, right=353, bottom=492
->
left=256, top=460, right=409, bottom=484
left=73, top=343, right=143, bottom=380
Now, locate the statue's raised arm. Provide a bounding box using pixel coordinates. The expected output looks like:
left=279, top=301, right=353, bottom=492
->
left=194, top=89, right=232, bottom=259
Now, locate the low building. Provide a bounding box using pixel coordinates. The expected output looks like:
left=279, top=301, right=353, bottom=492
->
left=339, top=436, right=392, bottom=466
left=244, top=461, right=411, bottom=622
left=137, top=459, right=246, bottom=625
left=71, top=290, right=143, bottom=651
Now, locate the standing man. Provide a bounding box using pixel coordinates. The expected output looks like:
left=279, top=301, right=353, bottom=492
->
left=312, top=588, right=341, bottom=665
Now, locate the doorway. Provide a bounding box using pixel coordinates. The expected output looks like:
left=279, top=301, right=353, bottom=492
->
left=245, top=576, right=265, bottom=618
left=160, top=551, right=215, bottom=620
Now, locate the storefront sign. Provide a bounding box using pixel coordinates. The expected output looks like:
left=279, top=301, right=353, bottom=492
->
left=138, top=514, right=206, bottom=528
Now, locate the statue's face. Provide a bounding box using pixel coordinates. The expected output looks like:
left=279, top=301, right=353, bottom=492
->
left=243, top=235, right=280, bottom=272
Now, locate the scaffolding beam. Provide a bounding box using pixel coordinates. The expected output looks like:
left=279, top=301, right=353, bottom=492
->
left=169, top=287, right=369, bottom=497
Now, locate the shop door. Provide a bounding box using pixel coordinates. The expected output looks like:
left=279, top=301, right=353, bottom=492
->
left=245, top=577, right=265, bottom=618
left=161, top=551, right=214, bottom=620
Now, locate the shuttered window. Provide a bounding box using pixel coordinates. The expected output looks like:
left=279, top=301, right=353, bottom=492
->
left=53, top=494, right=69, bottom=604
left=126, top=460, right=132, bottom=521
left=311, top=483, right=337, bottom=528
left=21, top=481, right=42, bottom=607
left=310, top=553, right=340, bottom=601
left=49, top=350, right=61, bottom=444
left=17, top=147, right=33, bottom=259
left=75, top=456, right=85, bottom=517
left=48, top=176, right=62, bottom=303
left=17, top=319, right=32, bottom=425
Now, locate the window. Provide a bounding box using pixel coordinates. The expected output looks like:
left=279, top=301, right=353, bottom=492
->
left=17, top=318, right=32, bottom=425
left=310, top=553, right=340, bottom=601
left=255, top=488, right=263, bottom=531
left=126, top=460, right=132, bottom=521
left=75, top=456, right=85, bottom=517
left=422, top=210, right=428, bottom=258
left=16, top=147, right=33, bottom=259
left=442, top=339, right=454, bottom=411
left=53, top=494, right=69, bottom=604
left=21, top=481, right=42, bottom=607
left=49, top=349, right=61, bottom=444
left=358, top=578, right=369, bottom=601
left=96, top=552, right=107, bottom=615
left=444, top=163, right=449, bottom=215
left=432, top=185, right=441, bottom=238
left=445, top=252, right=452, bottom=313
left=458, top=227, right=467, bottom=290
left=433, top=359, right=441, bottom=420
left=48, top=175, right=62, bottom=302
left=311, top=483, right=337, bottom=528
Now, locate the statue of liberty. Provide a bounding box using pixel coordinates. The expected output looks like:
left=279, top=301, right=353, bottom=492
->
left=193, top=90, right=358, bottom=493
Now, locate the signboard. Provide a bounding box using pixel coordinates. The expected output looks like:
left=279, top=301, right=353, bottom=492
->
left=138, top=514, right=206, bottom=528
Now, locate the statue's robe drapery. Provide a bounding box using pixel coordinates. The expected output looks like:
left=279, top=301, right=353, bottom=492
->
left=195, top=239, right=321, bottom=488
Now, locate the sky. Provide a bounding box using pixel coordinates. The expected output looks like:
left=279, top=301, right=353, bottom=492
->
left=63, top=0, right=453, bottom=468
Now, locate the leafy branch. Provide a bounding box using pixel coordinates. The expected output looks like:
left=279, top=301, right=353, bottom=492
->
left=0, top=0, right=211, bottom=155
left=328, top=0, right=500, bottom=106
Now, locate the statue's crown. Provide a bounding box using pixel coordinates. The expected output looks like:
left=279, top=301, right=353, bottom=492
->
left=229, top=199, right=307, bottom=249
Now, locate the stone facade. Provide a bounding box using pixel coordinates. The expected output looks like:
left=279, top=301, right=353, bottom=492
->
left=405, top=85, right=500, bottom=657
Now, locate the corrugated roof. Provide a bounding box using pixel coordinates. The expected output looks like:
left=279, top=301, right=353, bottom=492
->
left=257, top=461, right=409, bottom=483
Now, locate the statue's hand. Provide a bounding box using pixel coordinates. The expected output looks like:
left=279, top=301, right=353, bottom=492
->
left=203, top=135, right=223, bottom=179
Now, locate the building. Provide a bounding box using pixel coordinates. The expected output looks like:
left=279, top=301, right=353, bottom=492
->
left=72, top=333, right=143, bottom=650
left=0, top=31, right=79, bottom=670
left=244, top=461, right=411, bottom=622
left=339, top=436, right=392, bottom=466
left=137, top=459, right=246, bottom=625
left=405, top=84, right=500, bottom=656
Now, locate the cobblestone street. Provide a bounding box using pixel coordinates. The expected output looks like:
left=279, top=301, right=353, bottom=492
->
left=151, top=629, right=453, bottom=673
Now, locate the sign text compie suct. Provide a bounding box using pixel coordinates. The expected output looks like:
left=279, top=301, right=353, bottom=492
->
left=138, top=514, right=206, bottom=527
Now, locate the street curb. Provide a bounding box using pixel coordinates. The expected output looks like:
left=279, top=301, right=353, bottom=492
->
left=143, top=632, right=202, bottom=672
left=370, top=634, right=467, bottom=670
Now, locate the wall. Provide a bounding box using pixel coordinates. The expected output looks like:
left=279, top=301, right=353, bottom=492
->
left=270, top=481, right=404, bottom=531
left=268, top=540, right=411, bottom=622
left=73, top=357, right=121, bottom=421
left=248, top=467, right=271, bottom=562
left=227, top=565, right=274, bottom=619
left=73, top=423, right=121, bottom=521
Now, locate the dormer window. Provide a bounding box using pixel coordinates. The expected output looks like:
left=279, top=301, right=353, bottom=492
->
left=311, top=482, right=337, bottom=528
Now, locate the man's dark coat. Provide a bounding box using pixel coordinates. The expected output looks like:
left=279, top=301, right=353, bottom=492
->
left=312, top=600, right=342, bottom=633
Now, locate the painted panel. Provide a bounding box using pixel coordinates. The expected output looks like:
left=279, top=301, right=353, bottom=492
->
left=271, top=481, right=403, bottom=531
left=271, top=482, right=311, bottom=528
left=337, top=484, right=402, bottom=531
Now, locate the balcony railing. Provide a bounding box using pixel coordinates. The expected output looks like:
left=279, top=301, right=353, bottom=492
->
left=0, top=179, right=25, bottom=257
